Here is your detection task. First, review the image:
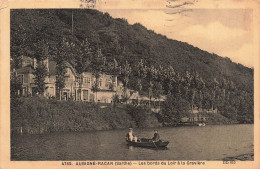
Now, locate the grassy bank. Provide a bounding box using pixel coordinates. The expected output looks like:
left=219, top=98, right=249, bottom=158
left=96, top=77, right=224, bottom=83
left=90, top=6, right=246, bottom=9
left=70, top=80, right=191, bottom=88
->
left=11, top=97, right=161, bottom=134
left=11, top=97, right=246, bottom=135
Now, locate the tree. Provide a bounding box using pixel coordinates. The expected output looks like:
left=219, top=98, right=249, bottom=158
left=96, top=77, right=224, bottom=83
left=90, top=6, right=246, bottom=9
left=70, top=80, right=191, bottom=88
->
left=33, top=40, right=49, bottom=96
left=53, top=38, right=71, bottom=100
left=90, top=49, right=104, bottom=102
left=173, top=72, right=182, bottom=98
left=135, top=59, right=147, bottom=94
left=76, top=38, right=92, bottom=74
left=210, top=78, right=220, bottom=110
left=182, top=71, right=192, bottom=101
left=91, top=72, right=100, bottom=102
left=120, top=60, right=132, bottom=104
left=10, top=72, right=22, bottom=98
left=111, top=57, right=120, bottom=74
left=192, top=76, right=205, bottom=110
left=189, top=71, right=204, bottom=112
left=33, top=61, right=48, bottom=95
left=112, top=94, right=120, bottom=108
left=146, top=65, right=157, bottom=106
left=162, top=95, right=190, bottom=125
left=220, top=78, right=228, bottom=98
left=55, top=61, right=66, bottom=100
left=152, top=65, right=164, bottom=108
left=162, top=66, right=175, bottom=95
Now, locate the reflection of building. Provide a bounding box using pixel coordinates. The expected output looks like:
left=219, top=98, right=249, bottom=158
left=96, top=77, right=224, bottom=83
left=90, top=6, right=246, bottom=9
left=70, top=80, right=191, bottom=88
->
left=13, top=56, right=119, bottom=103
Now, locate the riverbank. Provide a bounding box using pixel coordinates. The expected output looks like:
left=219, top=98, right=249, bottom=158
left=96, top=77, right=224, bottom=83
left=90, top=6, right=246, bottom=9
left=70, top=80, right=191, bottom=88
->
left=11, top=97, right=250, bottom=135
left=222, top=153, right=254, bottom=161
left=11, top=97, right=161, bottom=134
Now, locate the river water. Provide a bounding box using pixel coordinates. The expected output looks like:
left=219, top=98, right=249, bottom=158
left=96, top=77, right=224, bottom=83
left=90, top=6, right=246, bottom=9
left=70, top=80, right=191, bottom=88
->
left=11, top=124, right=253, bottom=161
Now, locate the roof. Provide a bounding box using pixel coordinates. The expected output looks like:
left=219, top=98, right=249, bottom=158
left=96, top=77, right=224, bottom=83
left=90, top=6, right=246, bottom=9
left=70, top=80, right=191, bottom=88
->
left=16, top=66, right=34, bottom=74
left=63, top=61, right=78, bottom=77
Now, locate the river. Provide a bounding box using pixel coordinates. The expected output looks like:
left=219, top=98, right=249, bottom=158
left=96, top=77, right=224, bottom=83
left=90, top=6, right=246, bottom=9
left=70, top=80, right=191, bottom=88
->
left=11, top=124, right=253, bottom=161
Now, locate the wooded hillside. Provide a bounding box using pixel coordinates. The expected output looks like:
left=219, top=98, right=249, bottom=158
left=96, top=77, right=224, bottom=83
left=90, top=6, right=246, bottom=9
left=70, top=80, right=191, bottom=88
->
left=11, top=9, right=254, bottom=123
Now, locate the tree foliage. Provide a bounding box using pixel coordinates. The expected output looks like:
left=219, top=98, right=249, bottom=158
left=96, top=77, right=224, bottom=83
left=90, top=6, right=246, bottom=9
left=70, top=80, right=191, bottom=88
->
left=33, top=61, right=48, bottom=95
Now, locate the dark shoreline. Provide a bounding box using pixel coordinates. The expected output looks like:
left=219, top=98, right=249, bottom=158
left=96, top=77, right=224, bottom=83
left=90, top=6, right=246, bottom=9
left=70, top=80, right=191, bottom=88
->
left=11, top=123, right=253, bottom=136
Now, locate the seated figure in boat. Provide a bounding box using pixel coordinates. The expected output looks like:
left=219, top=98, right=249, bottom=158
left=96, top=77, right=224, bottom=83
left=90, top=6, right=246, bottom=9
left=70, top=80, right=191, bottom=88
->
left=126, top=128, right=136, bottom=141
left=152, top=130, right=160, bottom=142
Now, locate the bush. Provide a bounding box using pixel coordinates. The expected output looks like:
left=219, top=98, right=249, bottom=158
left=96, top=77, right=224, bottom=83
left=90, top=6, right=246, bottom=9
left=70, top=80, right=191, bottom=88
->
left=161, top=96, right=190, bottom=125
left=126, top=105, right=150, bottom=128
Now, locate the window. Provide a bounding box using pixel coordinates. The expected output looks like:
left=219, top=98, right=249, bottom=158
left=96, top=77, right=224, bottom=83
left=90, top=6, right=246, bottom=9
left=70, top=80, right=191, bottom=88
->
left=24, top=74, right=29, bottom=83
left=83, top=90, right=88, bottom=101
left=105, top=78, right=112, bottom=88
left=18, top=74, right=23, bottom=83
left=99, top=78, right=102, bottom=87
left=87, top=77, right=91, bottom=87
left=22, top=88, right=26, bottom=96
left=49, top=87, right=54, bottom=96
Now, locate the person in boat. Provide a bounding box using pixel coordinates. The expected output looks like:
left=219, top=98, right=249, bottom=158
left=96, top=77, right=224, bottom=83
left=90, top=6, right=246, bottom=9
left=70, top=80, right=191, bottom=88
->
left=152, top=130, right=160, bottom=142
left=126, top=128, right=135, bottom=141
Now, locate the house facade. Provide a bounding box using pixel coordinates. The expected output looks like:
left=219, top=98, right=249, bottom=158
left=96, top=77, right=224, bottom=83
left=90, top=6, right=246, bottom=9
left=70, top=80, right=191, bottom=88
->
left=13, top=56, right=167, bottom=105
left=14, top=56, right=56, bottom=97
left=13, top=56, right=121, bottom=103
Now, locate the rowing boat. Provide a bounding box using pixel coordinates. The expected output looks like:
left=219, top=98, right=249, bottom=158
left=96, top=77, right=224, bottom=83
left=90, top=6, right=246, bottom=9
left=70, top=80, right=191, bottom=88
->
left=126, top=138, right=169, bottom=148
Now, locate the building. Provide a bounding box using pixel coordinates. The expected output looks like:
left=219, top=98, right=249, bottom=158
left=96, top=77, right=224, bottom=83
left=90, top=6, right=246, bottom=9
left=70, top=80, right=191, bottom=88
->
left=73, top=71, right=118, bottom=103
left=190, top=107, right=218, bottom=114
left=181, top=114, right=209, bottom=123
left=13, top=56, right=120, bottom=103
left=14, top=56, right=56, bottom=97
left=13, top=56, right=167, bottom=105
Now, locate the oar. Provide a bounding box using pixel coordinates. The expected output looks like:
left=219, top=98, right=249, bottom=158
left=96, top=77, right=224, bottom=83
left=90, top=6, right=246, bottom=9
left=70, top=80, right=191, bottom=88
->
left=152, top=140, right=158, bottom=149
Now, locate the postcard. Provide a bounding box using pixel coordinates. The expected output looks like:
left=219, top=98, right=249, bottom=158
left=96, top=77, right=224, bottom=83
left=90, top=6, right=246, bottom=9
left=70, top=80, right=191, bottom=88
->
left=0, top=0, right=259, bottom=168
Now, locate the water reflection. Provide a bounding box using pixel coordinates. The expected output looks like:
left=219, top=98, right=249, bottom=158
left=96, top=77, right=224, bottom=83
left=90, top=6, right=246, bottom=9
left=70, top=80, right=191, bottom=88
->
left=11, top=124, right=253, bottom=161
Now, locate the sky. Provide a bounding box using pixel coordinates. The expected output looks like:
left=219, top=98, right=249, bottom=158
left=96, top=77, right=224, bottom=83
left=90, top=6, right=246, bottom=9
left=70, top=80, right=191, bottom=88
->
left=97, top=0, right=257, bottom=68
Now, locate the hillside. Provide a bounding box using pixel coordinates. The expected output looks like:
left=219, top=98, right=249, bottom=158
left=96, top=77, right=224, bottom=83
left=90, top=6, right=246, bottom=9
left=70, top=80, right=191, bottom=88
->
left=11, top=9, right=253, bottom=91
left=10, top=9, right=254, bottom=123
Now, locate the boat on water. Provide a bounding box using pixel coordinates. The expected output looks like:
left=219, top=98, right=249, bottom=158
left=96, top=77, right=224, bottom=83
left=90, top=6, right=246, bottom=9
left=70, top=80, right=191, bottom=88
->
left=126, top=138, right=169, bottom=148
left=197, top=123, right=206, bottom=127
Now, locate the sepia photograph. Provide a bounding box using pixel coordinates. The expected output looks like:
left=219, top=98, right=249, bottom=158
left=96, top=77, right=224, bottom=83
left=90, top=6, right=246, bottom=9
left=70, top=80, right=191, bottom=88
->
left=1, top=0, right=260, bottom=168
